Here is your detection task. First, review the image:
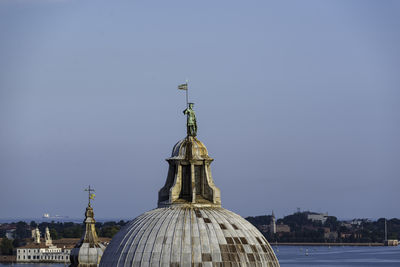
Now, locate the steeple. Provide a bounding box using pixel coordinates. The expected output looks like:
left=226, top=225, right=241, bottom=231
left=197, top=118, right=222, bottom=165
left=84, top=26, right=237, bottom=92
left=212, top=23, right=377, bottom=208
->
left=70, top=186, right=105, bottom=267
left=158, top=103, right=221, bottom=207
left=270, top=210, right=277, bottom=234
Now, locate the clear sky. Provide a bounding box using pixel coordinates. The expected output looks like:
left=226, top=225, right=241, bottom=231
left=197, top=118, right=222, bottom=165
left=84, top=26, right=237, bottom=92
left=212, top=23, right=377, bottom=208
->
left=0, top=0, right=399, bottom=221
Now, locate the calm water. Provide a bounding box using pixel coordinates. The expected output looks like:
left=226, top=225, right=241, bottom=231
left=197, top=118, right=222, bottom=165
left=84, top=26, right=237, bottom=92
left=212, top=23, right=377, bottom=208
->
left=1, top=246, right=399, bottom=266
left=275, top=245, right=400, bottom=266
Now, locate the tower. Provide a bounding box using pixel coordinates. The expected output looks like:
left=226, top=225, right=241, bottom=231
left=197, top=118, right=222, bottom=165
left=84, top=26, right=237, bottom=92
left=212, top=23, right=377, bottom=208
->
left=270, top=211, right=276, bottom=234
left=70, top=186, right=105, bottom=267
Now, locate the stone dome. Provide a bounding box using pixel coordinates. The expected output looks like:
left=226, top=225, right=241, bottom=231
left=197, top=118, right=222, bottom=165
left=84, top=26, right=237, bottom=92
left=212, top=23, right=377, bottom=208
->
left=100, top=206, right=279, bottom=266
left=171, top=137, right=210, bottom=160
left=100, top=106, right=279, bottom=266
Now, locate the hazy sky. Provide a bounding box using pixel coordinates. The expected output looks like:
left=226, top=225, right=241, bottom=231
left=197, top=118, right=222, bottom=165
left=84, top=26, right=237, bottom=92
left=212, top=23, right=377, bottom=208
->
left=0, top=0, right=399, bottom=221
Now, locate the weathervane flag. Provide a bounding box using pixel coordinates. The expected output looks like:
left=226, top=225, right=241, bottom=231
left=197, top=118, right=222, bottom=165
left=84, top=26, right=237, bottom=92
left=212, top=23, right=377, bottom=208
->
left=178, top=83, right=188, bottom=90
left=178, top=81, right=189, bottom=107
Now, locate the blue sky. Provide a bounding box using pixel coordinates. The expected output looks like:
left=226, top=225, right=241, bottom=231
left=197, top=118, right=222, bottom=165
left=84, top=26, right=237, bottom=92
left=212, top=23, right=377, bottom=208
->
left=0, top=0, right=399, bottom=220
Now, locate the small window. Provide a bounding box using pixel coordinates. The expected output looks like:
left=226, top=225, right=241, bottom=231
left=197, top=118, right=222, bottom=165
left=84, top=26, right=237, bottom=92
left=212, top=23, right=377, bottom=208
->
left=225, top=237, right=233, bottom=244
left=231, top=224, right=239, bottom=230
left=240, top=237, right=248, bottom=244
left=219, top=223, right=227, bottom=230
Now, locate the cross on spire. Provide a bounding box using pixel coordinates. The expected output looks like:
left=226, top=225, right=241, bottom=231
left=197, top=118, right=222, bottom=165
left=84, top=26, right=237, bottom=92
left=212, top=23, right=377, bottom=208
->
left=84, top=185, right=95, bottom=206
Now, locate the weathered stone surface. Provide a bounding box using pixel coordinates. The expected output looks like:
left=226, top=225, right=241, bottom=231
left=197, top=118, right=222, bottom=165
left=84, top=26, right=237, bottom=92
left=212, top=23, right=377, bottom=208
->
left=100, top=206, right=280, bottom=267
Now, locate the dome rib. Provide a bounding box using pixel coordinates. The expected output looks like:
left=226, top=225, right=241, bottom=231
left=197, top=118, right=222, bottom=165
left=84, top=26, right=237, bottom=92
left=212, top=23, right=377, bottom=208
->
left=140, top=207, right=171, bottom=265
left=151, top=207, right=174, bottom=264
left=116, top=210, right=160, bottom=266
left=133, top=209, right=169, bottom=265
left=164, top=208, right=181, bottom=264
left=182, top=208, right=192, bottom=265
left=193, top=209, right=202, bottom=264
left=171, top=208, right=184, bottom=263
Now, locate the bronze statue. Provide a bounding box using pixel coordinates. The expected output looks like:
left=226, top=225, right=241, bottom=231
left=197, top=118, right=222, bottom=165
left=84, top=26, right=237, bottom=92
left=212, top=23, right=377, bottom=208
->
left=183, top=103, right=197, bottom=137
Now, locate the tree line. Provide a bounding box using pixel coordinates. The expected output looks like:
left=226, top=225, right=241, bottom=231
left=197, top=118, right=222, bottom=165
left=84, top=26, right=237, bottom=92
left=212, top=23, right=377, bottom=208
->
left=246, top=212, right=400, bottom=243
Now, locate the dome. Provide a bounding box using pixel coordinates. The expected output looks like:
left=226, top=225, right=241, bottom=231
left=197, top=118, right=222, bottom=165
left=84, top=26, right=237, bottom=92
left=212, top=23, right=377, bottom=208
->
left=171, top=137, right=210, bottom=160
left=100, top=105, right=280, bottom=266
left=100, top=207, right=279, bottom=266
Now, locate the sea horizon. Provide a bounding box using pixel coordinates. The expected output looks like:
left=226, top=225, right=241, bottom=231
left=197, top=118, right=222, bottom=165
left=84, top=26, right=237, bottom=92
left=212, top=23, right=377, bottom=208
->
left=1, top=246, right=399, bottom=267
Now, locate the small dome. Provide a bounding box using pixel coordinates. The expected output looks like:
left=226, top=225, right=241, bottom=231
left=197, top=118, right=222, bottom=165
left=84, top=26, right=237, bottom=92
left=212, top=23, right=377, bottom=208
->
left=171, top=136, right=210, bottom=160
left=100, top=206, right=279, bottom=266
left=71, top=243, right=105, bottom=267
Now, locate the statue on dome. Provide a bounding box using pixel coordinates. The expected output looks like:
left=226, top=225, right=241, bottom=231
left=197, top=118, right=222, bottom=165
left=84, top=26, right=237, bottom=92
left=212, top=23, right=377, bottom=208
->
left=183, top=103, right=197, bottom=137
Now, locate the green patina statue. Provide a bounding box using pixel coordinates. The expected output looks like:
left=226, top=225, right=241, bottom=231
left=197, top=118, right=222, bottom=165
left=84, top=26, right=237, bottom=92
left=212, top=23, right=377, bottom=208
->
left=183, top=103, right=197, bottom=137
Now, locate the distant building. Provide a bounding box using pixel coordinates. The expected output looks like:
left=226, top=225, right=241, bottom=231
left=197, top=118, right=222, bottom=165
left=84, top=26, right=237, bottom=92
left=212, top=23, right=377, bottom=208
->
left=384, top=240, right=399, bottom=246
left=340, top=233, right=352, bottom=239
left=340, top=222, right=352, bottom=229
left=307, top=213, right=329, bottom=224
left=350, top=219, right=370, bottom=226
left=276, top=224, right=290, bottom=233
left=16, top=244, right=71, bottom=263
left=16, top=227, right=71, bottom=263
left=5, top=229, right=15, bottom=240
left=324, top=231, right=339, bottom=240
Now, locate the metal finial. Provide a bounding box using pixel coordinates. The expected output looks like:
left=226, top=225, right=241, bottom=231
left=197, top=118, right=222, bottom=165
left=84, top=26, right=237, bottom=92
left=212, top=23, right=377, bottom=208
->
left=84, top=185, right=95, bottom=206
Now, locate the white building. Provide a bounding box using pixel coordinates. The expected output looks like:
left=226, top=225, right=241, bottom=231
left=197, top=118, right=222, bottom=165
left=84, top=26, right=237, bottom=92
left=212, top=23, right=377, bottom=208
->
left=5, top=229, right=15, bottom=240
left=16, top=227, right=71, bottom=263
left=16, top=245, right=71, bottom=263
left=307, top=213, right=329, bottom=224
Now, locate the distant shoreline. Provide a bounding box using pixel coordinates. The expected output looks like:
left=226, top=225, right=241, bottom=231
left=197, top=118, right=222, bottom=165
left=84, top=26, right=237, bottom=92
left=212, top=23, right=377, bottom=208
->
left=275, top=242, right=384, bottom=246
